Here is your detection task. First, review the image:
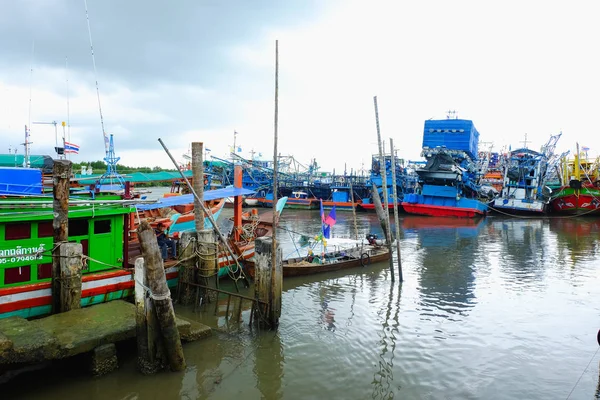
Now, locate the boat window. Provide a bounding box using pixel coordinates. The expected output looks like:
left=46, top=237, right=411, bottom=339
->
left=37, top=263, right=53, bottom=280
left=94, top=220, right=111, bottom=234
left=5, top=222, right=31, bottom=240
left=4, top=265, right=31, bottom=285
left=38, top=221, right=54, bottom=238
left=69, top=219, right=89, bottom=237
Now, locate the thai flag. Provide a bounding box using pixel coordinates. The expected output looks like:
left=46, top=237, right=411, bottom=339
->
left=582, top=146, right=590, bottom=152
left=64, top=142, right=80, bottom=154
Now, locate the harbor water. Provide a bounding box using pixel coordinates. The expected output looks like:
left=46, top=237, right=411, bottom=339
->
left=3, top=207, right=600, bottom=399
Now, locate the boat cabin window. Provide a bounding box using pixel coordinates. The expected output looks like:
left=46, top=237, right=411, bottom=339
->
left=70, top=219, right=89, bottom=236
left=38, top=263, right=53, bottom=280
left=94, top=220, right=111, bottom=234
left=4, top=265, right=31, bottom=285
left=38, top=221, right=54, bottom=238
left=4, top=222, right=31, bottom=240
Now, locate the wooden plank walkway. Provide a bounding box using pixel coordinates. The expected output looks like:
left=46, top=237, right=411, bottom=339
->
left=0, top=300, right=210, bottom=366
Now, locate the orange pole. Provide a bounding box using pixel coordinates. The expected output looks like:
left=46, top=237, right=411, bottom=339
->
left=233, top=165, right=243, bottom=241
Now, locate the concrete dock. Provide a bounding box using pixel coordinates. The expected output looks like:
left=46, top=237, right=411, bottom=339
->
left=0, top=300, right=210, bottom=366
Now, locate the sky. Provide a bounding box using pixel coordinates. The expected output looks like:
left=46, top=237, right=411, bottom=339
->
left=1, top=0, right=599, bottom=175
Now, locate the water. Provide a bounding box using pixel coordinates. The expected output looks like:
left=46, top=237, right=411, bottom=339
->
left=4, top=208, right=600, bottom=400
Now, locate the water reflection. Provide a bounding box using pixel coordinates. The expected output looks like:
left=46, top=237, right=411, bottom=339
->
left=254, top=332, right=284, bottom=400
left=371, top=284, right=401, bottom=400
left=549, top=218, right=600, bottom=265
left=403, top=216, right=484, bottom=321
left=489, top=218, right=548, bottom=284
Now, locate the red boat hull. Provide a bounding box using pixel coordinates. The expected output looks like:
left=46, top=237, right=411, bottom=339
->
left=401, top=203, right=484, bottom=218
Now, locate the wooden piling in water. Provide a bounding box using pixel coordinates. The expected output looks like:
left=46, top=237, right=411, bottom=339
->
left=192, top=142, right=204, bottom=231
left=389, top=138, right=404, bottom=282
left=371, top=182, right=391, bottom=242
left=198, top=229, right=216, bottom=277
left=134, top=258, right=160, bottom=374
left=178, top=230, right=198, bottom=305
left=373, top=96, right=395, bottom=282
left=59, top=243, right=82, bottom=312
left=254, top=237, right=282, bottom=329
left=137, top=221, right=186, bottom=372
left=52, top=159, right=71, bottom=313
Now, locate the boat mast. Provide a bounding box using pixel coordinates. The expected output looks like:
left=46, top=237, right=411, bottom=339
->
left=84, top=0, right=110, bottom=159
left=25, top=40, right=34, bottom=168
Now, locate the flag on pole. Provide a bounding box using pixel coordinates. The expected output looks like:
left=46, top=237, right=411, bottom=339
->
left=582, top=146, right=590, bottom=152
left=64, top=142, right=80, bottom=154
left=324, top=206, right=336, bottom=227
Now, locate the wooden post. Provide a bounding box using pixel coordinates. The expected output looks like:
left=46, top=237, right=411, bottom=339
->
left=59, top=242, right=82, bottom=312
left=192, top=142, right=204, bottom=231
left=137, top=221, right=186, bottom=372
left=271, top=40, right=280, bottom=318
left=233, top=165, right=243, bottom=242
left=389, top=139, right=404, bottom=282
left=52, top=159, right=71, bottom=313
left=373, top=96, right=394, bottom=282
left=349, top=180, right=359, bottom=241
left=371, top=182, right=391, bottom=242
left=178, top=230, right=198, bottom=305
left=198, top=229, right=216, bottom=277
left=254, top=237, right=282, bottom=329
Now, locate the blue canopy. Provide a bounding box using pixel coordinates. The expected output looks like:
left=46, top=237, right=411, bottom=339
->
left=136, top=187, right=256, bottom=211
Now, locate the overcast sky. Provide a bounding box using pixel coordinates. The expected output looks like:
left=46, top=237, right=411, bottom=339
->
left=1, top=0, right=598, bottom=173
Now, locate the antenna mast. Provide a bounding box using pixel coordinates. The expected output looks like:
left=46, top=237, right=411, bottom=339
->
left=84, top=0, right=109, bottom=157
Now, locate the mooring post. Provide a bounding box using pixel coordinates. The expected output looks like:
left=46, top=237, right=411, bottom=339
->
left=373, top=96, right=395, bottom=282
left=192, top=142, right=204, bottom=231
left=135, top=258, right=151, bottom=373
left=371, top=182, right=391, bottom=242
left=59, top=242, right=82, bottom=312
left=233, top=165, right=243, bottom=241
left=254, top=237, right=282, bottom=329
left=137, top=220, right=186, bottom=372
left=198, top=229, right=216, bottom=277
left=52, top=159, right=71, bottom=313
left=178, top=230, right=198, bottom=305
left=389, top=138, right=404, bottom=282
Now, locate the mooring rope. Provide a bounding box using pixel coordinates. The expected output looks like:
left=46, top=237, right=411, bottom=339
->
left=565, top=346, right=600, bottom=399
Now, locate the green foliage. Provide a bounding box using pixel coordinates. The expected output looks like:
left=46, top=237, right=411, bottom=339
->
left=71, top=160, right=177, bottom=174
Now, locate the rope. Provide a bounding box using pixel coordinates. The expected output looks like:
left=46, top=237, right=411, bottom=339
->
left=565, top=346, right=600, bottom=399
left=134, top=276, right=171, bottom=301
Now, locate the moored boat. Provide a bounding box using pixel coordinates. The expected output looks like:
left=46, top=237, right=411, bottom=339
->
left=402, top=116, right=488, bottom=218
left=549, top=145, right=600, bottom=215
left=491, top=148, right=550, bottom=215
left=244, top=235, right=390, bottom=278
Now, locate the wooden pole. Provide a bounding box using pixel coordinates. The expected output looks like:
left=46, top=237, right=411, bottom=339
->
left=271, top=39, right=280, bottom=318
left=233, top=165, right=243, bottom=241
left=371, top=181, right=391, bottom=242
left=178, top=230, right=198, bottom=305
left=52, top=159, right=71, bottom=313
left=373, top=97, right=394, bottom=282
left=192, top=142, right=204, bottom=231
left=254, top=237, right=281, bottom=328
left=158, top=138, right=250, bottom=288
left=137, top=220, right=186, bottom=372
left=389, top=139, right=404, bottom=282
left=59, top=242, right=82, bottom=312
left=135, top=258, right=160, bottom=374
left=349, top=179, right=359, bottom=241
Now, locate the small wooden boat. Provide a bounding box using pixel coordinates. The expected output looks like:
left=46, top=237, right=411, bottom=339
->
left=244, top=242, right=390, bottom=278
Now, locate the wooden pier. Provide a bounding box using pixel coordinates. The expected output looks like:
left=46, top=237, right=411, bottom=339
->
left=0, top=300, right=210, bottom=374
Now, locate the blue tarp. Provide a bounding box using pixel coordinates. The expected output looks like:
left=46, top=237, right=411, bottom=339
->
left=0, top=167, right=43, bottom=195
left=136, top=187, right=256, bottom=211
